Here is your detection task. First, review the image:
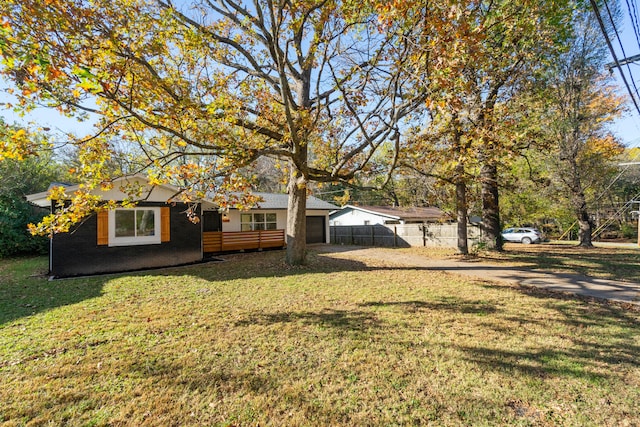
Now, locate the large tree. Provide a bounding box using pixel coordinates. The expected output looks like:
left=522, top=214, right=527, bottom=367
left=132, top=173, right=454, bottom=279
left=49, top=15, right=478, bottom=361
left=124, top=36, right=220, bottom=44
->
left=400, top=109, right=477, bottom=254
left=378, top=0, right=574, bottom=251
left=0, top=0, right=420, bottom=264
left=544, top=7, right=624, bottom=246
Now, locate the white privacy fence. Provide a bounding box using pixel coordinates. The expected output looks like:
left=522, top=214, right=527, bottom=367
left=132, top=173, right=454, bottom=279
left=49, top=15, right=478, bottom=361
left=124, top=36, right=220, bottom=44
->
left=330, top=223, right=481, bottom=248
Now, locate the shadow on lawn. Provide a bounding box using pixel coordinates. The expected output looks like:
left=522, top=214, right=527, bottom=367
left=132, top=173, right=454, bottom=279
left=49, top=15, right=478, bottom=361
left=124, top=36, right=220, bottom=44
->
left=486, top=243, right=640, bottom=282
left=0, top=249, right=378, bottom=326
left=0, top=257, right=107, bottom=326
left=237, top=299, right=498, bottom=331
left=457, top=316, right=640, bottom=381
left=360, top=299, right=499, bottom=315
left=235, top=308, right=381, bottom=332
left=0, top=276, right=106, bottom=326
left=456, top=342, right=640, bottom=382
left=461, top=284, right=640, bottom=381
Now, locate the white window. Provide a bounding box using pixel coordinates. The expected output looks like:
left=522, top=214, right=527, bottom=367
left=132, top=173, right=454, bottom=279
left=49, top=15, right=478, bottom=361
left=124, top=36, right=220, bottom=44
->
left=108, top=207, right=162, bottom=246
left=241, top=212, right=278, bottom=231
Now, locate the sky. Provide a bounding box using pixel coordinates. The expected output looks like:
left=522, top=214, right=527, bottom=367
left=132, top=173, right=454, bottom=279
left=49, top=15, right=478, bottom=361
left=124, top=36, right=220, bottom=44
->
left=605, top=0, right=640, bottom=148
left=3, top=3, right=640, bottom=148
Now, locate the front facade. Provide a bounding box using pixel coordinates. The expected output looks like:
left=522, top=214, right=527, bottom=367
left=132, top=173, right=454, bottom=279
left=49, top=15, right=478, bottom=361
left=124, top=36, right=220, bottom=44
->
left=213, top=193, right=335, bottom=244
left=27, top=176, right=337, bottom=277
left=50, top=202, right=203, bottom=277
left=200, top=192, right=335, bottom=254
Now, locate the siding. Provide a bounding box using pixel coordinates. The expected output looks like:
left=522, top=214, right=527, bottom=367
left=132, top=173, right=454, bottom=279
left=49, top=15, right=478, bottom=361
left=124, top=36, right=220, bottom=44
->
left=50, top=203, right=201, bottom=277
left=330, top=209, right=393, bottom=226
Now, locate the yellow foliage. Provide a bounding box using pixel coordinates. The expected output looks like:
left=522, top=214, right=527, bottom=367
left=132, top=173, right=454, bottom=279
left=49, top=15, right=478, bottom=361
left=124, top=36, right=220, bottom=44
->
left=0, top=126, right=48, bottom=161
left=334, top=190, right=350, bottom=207
left=582, top=135, right=624, bottom=160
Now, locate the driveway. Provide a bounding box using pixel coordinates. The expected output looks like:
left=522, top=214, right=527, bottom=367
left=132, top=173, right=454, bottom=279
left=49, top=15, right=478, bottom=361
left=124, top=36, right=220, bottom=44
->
left=317, top=245, right=640, bottom=308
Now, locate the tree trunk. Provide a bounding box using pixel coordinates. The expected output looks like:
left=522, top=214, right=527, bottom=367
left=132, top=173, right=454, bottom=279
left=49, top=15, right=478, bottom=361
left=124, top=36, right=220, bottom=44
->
left=567, top=164, right=594, bottom=247
left=577, top=215, right=593, bottom=247
left=574, top=193, right=594, bottom=247
left=455, top=167, right=468, bottom=255
left=286, top=167, right=308, bottom=265
left=480, top=161, right=502, bottom=251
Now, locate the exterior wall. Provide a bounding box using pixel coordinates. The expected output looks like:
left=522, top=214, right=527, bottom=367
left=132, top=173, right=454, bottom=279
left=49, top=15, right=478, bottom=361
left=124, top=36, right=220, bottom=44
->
left=223, top=209, right=331, bottom=243
left=330, top=223, right=481, bottom=248
left=222, top=209, right=287, bottom=232
left=50, top=203, right=202, bottom=277
left=329, top=208, right=392, bottom=226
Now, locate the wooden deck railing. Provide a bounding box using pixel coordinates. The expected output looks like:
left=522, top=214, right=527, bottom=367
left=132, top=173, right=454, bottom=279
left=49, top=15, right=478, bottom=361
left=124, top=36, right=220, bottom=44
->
left=203, top=229, right=286, bottom=253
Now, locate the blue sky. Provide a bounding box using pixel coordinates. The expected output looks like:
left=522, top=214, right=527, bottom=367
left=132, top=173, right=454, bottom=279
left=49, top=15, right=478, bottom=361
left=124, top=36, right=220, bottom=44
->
left=605, top=0, right=640, bottom=148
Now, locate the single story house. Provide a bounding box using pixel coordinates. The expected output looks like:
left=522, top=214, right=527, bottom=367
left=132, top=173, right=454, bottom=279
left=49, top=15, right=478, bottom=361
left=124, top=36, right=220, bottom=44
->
left=27, top=175, right=337, bottom=277
left=329, top=204, right=447, bottom=226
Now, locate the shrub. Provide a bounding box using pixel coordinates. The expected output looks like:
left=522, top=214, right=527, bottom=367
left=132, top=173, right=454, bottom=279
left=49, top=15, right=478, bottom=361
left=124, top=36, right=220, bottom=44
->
left=621, top=222, right=638, bottom=240
left=0, top=198, right=49, bottom=258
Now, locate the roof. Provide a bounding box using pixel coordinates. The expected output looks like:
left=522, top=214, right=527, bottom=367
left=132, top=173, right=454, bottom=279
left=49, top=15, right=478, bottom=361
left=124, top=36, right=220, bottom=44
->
left=26, top=175, right=338, bottom=211
left=26, top=175, right=186, bottom=208
left=331, top=204, right=446, bottom=221
left=248, top=192, right=338, bottom=210
left=26, top=183, right=72, bottom=207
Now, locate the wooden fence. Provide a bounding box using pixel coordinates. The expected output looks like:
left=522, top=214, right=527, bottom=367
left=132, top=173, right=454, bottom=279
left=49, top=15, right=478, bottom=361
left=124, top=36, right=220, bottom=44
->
left=330, top=223, right=481, bottom=248
left=203, top=229, right=286, bottom=253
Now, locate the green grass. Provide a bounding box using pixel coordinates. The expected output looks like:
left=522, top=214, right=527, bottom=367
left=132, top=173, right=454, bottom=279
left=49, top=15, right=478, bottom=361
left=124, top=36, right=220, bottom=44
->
left=480, top=243, right=640, bottom=283
left=1, top=249, right=639, bottom=426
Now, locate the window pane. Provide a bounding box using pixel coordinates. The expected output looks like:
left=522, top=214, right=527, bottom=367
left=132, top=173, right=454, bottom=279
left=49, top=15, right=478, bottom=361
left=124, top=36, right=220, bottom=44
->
left=254, top=223, right=265, bottom=230
left=137, top=210, right=156, bottom=236
left=241, top=214, right=252, bottom=223
left=241, top=223, right=252, bottom=231
left=254, top=213, right=265, bottom=223
left=266, top=222, right=277, bottom=230
left=266, top=213, right=277, bottom=222
left=115, top=210, right=135, bottom=237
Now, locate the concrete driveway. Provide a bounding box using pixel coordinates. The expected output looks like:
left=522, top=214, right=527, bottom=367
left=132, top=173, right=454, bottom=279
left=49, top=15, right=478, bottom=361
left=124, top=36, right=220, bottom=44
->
left=317, top=245, right=640, bottom=308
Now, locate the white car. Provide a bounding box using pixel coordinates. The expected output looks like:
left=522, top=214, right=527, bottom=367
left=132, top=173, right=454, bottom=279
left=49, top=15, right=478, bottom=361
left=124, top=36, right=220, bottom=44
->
left=501, top=228, right=542, bottom=244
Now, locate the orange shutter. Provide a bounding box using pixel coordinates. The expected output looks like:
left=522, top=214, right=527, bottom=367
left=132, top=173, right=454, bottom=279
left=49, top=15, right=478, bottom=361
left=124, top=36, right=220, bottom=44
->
left=97, top=210, right=109, bottom=246
left=161, top=207, right=170, bottom=242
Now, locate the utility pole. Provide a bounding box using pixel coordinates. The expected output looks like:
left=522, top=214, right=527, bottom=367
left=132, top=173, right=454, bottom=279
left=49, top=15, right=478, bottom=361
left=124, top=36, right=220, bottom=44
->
left=632, top=202, right=640, bottom=247
left=606, top=54, right=640, bottom=72
left=619, top=162, right=640, bottom=246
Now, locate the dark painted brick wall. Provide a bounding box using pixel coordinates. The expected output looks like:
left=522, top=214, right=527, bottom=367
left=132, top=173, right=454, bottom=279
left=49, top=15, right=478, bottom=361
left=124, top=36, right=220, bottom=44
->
left=51, top=203, right=201, bottom=277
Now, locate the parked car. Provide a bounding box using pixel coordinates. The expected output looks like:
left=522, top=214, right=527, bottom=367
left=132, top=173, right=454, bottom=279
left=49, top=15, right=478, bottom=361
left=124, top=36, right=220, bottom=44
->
left=501, top=227, right=542, bottom=244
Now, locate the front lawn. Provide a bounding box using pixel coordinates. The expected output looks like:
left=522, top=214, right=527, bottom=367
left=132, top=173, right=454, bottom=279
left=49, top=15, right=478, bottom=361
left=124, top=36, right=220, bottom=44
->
left=482, top=242, right=640, bottom=283
left=0, top=249, right=638, bottom=426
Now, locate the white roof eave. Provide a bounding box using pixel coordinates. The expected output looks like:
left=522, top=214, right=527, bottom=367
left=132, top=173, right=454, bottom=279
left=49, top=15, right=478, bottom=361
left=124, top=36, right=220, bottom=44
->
left=337, top=205, right=401, bottom=220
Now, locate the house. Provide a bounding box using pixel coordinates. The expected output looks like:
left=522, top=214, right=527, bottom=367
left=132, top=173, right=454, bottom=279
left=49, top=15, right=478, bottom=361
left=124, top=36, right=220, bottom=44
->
left=201, top=192, right=337, bottom=251
left=26, top=175, right=337, bottom=277
left=329, top=205, right=447, bottom=226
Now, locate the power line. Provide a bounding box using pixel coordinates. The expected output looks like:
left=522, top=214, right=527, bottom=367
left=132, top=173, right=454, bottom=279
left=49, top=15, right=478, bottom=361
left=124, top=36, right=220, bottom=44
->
left=603, top=0, right=640, bottom=104
left=624, top=0, right=640, bottom=51
left=591, top=0, right=640, bottom=116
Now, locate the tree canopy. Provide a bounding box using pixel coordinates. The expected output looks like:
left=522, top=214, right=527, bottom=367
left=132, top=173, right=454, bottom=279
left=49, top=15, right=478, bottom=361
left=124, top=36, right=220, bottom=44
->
left=377, top=0, right=575, bottom=251
left=0, top=0, right=631, bottom=259
left=1, top=0, right=421, bottom=264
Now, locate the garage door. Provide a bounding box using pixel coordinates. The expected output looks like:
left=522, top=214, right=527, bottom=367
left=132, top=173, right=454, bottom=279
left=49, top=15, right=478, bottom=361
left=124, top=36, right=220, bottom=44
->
left=306, top=216, right=326, bottom=244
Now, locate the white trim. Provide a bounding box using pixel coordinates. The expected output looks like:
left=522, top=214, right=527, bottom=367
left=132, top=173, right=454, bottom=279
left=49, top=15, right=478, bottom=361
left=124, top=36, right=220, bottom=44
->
left=26, top=174, right=187, bottom=208
left=240, top=211, right=278, bottom=231
left=340, top=205, right=401, bottom=220
left=108, top=207, right=162, bottom=247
